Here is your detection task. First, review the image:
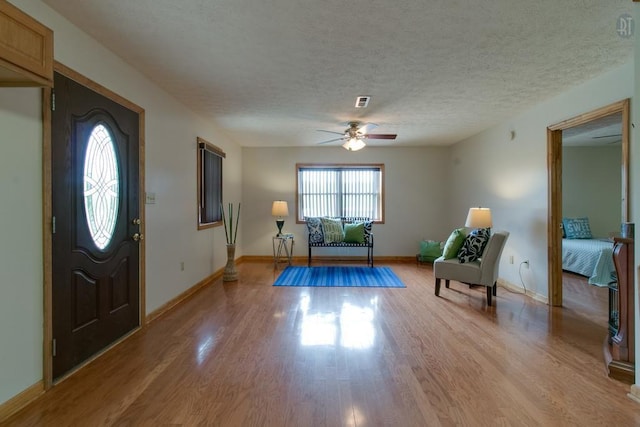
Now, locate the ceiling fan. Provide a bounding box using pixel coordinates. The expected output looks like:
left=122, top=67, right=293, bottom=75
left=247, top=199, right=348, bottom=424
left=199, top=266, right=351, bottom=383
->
left=592, top=133, right=623, bottom=144
left=317, top=122, right=397, bottom=151
left=592, top=133, right=622, bottom=139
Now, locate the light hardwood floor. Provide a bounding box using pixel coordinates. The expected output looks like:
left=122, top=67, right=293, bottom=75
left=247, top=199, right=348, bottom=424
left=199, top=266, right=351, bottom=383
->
left=4, top=261, right=639, bottom=426
left=562, top=271, right=609, bottom=324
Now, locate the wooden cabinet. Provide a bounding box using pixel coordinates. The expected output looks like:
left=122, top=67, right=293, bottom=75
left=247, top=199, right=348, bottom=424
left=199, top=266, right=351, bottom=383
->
left=0, top=0, right=53, bottom=87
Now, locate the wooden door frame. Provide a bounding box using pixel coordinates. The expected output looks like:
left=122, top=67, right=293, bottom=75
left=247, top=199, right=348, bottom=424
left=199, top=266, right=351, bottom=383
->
left=547, top=99, right=630, bottom=307
left=43, top=62, right=146, bottom=388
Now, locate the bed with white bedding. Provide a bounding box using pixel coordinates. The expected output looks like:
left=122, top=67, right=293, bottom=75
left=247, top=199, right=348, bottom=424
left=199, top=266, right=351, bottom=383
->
left=562, top=238, right=616, bottom=287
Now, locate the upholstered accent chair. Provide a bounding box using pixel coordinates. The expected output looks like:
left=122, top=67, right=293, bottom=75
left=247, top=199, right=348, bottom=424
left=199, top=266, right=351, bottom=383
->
left=433, top=231, right=509, bottom=306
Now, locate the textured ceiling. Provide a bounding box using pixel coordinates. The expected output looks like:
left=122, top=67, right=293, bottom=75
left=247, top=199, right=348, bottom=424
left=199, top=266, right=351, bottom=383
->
left=41, top=0, right=633, bottom=148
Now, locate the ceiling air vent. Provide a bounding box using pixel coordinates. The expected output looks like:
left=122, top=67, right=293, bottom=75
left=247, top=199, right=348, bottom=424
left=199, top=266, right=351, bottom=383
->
left=355, top=96, right=371, bottom=108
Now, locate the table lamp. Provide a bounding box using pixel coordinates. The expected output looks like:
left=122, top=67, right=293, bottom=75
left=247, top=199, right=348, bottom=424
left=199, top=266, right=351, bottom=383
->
left=271, top=200, right=289, bottom=236
left=465, top=207, right=492, bottom=231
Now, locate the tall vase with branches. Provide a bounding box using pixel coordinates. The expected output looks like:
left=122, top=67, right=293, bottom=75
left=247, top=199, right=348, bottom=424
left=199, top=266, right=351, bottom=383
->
left=221, top=202, right=240, bottom=281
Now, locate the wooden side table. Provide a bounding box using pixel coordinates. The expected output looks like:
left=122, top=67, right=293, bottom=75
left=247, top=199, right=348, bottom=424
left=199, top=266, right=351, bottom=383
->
left=272, top=234, right=294, bottom=269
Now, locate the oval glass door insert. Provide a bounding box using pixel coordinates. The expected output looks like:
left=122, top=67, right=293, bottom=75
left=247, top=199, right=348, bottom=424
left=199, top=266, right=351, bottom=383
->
left=84, top=123, right=119, bottom=250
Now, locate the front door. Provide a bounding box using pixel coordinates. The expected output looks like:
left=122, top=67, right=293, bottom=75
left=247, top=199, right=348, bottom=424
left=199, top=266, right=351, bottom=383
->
left=52, top=72, right=141, bottom=379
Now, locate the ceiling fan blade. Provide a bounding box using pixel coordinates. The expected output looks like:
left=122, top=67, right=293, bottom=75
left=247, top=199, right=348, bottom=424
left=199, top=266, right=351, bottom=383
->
left=358, top=122, right=379, bottom=135
left=366, top=134, right=397, bottom=140
left=317, top=137, right=345, bottom=145
left=317, top=129, right=346, bottom=136
left=592, top=134, right=622, bottom=139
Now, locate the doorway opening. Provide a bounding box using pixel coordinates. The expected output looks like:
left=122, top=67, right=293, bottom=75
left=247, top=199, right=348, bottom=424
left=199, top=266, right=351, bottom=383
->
left=547, top=99, right=629, bottom=307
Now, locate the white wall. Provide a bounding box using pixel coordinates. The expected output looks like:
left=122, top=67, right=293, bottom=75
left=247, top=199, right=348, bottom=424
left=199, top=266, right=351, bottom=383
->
left=562, top=145, right=622, bottom=238
left=241, top=146, right=452, bottom=257
left=0, top=88, right=44, bottom=404
left=0, top=0, right=242, bottom=406
left=449, top=61, right=633, bottom=300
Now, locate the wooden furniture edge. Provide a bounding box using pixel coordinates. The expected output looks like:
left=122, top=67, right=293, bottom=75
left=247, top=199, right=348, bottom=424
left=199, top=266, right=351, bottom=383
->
left=0, top=0, right=54, bottom=87
left=608, top=360, right=635, bottom=385
left=0, top=58, right=52, bottom=87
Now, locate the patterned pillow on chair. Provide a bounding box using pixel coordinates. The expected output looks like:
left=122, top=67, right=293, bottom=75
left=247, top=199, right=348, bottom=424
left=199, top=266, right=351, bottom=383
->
left=305, top=217, right=324, bottom=244
left=458, top=228, right=490, bottom=263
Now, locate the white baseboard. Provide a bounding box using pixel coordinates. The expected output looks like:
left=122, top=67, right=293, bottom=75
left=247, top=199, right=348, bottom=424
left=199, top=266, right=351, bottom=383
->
left=628, top=384, right=640, bottom=404
left=498, top=278, right=548, bottom=304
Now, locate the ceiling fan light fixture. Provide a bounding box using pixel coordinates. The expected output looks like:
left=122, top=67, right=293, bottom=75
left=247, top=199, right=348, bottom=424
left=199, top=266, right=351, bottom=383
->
left=317, top=121, right=396, bottom=147
left=343, top=137, right=366, bottom=151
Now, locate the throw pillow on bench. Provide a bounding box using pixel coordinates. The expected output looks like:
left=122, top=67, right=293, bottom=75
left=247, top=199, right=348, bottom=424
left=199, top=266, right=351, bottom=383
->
left=305, top=217, right=371, bottom=245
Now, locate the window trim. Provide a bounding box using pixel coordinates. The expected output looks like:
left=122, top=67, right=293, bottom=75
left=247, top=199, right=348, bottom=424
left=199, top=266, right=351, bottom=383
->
left=295, top=163, right=385, bottom=224
left=197, top=137, right=225, bottom=230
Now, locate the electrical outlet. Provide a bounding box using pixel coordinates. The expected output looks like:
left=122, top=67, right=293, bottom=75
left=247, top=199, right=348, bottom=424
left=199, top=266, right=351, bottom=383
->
left=509, top=255, right=514, bottom=264
left=523, top=260, right=529, bottom=269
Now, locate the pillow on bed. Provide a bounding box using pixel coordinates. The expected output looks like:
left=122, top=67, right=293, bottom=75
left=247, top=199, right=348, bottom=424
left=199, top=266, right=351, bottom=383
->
left=562, top=217, right=592, bottom=239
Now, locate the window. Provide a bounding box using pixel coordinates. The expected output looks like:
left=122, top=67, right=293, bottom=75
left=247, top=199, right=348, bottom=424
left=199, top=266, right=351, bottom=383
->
left=296, top=164, right=384, bottom=222
left=197, top=137, right=225, bottom=229
left=84, top=123, right=119, bottom=250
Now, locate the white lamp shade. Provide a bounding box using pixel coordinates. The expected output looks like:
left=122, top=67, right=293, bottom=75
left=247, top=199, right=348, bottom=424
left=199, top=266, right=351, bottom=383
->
left=271, top=200, right=289, bottom=217
left=342, top=138, right=366, bottom=151
left=465, top=207, right=492, bottom=228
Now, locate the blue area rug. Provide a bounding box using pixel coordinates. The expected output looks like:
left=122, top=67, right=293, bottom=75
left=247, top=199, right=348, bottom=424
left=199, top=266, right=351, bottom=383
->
left=273, top=266, right=406, bottom=288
